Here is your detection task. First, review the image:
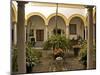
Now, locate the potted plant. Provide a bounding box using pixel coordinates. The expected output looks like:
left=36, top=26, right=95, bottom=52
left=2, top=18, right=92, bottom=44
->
left=71, top=36, right=83, bottom=57
left=26, top=44, right=42, bottom=73
left=12, top=43, right=42, bottom=73
left=43, top=35, right=71, bottom=59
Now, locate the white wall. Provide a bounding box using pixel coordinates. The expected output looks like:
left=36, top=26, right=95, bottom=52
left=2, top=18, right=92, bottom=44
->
left=28, top=15, right=46, bottom=41
left=12, top=1, right=87, bottom=20
left=69, top=17, right=84, bottom=39
left=25, top=5, right=86, bottom=19
left=48, top=16, right=66, bottom=37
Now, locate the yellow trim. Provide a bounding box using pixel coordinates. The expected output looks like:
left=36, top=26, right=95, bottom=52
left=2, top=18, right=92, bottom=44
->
left=86, top=15, right=88, bottom=26
left=26, top=12, right=47, bottom=25
left=47, top=13, right=68, bottom=26
left=67, top=14, right=86, bottom=26
left=94, top=12, right=96, bottom=24
left=12, top=3, right=17, bottom=22
left=29, top=2, right=85, bottom=9
left=93, top=7, right=96, bottom=24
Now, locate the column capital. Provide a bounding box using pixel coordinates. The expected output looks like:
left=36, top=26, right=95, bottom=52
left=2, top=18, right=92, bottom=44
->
left=25, top=25, right=27, bottom=27
left=85, top=5, right=94, bottom=10
left=85, top=26, right=88, bottom=28
left=45, top=25, right=48, bottom=27
left=66, top=25, right=69, bottom=27
left=17, top=1, right=28, bottom=6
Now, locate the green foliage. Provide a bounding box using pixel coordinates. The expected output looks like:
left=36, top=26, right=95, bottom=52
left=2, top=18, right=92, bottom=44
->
left=12, top=44, right=42, bottom=72
left=43, top=35, right=71, bottom=50
left=79, top=41, right=87, bottom=65
left=70, top=36, right=83, bottom=46
left=12, top=46, right=18, bottom=72
left=93, top=44, right=96, bottom=62
left=26, top=44, right=42, bottom=67
left=79, top=41, right=96, bottom=65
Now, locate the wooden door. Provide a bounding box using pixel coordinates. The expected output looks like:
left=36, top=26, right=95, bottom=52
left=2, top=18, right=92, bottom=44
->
left=36, top=30, right=44, bottom=41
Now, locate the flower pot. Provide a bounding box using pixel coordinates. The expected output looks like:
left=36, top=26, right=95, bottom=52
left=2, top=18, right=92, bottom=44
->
left=26, top=64, right=33, bottom=73
left=83, top=64, right=87, bottom=69
left=73, top=48, right=80, bottom=57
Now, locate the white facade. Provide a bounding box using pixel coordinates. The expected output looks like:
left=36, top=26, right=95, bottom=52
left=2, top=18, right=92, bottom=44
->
left=11, top=1, right=96, bottom=46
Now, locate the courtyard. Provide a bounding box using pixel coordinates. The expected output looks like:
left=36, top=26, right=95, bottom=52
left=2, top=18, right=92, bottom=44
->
left=11, top=0, right=96, bottom=74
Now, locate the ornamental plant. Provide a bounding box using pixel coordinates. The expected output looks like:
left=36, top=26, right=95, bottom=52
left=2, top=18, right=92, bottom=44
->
left=43, top=35, right=71, bottom=51
left=12, top=46, right=18, bottom=72
left=12, top=43, right=42, bottom=73
left=26, top=43, right=42, bottom=67
left=79, top=41, right=87, bottom=66
left=79, top=40, right=96, bottom=67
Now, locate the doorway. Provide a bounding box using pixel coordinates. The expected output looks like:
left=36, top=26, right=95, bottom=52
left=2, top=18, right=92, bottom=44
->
left=36, top=29, right=44, bottom=41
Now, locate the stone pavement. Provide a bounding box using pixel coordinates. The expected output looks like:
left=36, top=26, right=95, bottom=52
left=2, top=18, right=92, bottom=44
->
left=32, top=50, right=85, bottom=73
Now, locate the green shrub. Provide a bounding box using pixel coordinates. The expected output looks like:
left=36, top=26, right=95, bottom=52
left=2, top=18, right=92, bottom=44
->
left=43, top=35, right=71, bottom=51
left=79, top=41, right=96, bottom=65
left=79, top=41, right=87, bottom=65
left=12, top=44, right=42, bottom=72
left=26, top=45, right=42, bottom=66
left=12, top=46, right=18, bottom=72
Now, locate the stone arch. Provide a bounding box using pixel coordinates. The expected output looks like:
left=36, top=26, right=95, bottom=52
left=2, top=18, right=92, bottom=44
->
left=85, top=14, right=88, bottom=26
left=68, top=14, right=86, bottom=26
left=27, top=14, right=47, bottom=44
left=11, top=3, right=17, bottom=22
left=93, top=7, right=96, bottom=42
left=26, top=12, right=47, bottom=25
left=11, top=3, right=17, bottom=45
left=47, top=13, right=68, bottom=26
left=68, top=15, right=85, bottom=40
left=93, top=8, right=96, bottom=24
left=47, top=13, right=67, bottom=37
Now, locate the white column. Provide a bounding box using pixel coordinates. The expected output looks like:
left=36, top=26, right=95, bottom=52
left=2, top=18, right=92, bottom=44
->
left=85, top=26, right=87, bottom=40
left=34, top=29, right=36, bottom=42
left=66, top=25, right=69, bottom=38
left=45, top=25, right=48, bottom=41
left=25, top=25, right=27, bottom=43
left=13, top=22, right=17, bottom=45
left=27, top=25, right=30, bottom=43
left=93, top=24, right=96, bottom=44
